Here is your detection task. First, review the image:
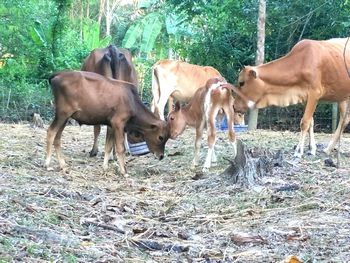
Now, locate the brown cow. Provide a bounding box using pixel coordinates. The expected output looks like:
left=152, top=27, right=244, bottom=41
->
left=233, top=38, right=350, bottom=157
left=167, top=77, right=238, bottom=170
left=151, top=59, right=222, bottom=120
left=81, top=45, right=139, bottom=157
left=45, top=71, right=169, bottom=177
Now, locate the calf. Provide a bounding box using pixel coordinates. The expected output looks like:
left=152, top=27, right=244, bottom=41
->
left=81, top=45, right=139, bottom=156
left=167, top=77, right=237, bottom=170
left=45, top=71, right=169, bottom=177
left=151, top=60, right=222, bottom=120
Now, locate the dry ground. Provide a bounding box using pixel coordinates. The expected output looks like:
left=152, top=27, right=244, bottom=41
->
left=0, top=123, right=350, bottom=263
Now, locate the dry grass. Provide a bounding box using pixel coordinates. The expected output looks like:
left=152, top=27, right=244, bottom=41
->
left=0, top=123, right=350, bottom=262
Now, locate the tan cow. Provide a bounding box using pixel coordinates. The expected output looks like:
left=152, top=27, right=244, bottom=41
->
left=45, top=71, right=169, bottom=177
left=151, top=59, right=222, bottom=120
left=167, top=77, right=238, bottom=170
left=233, top=38, right=350, bottom=157
left=81, top=45, right=139, bottom=157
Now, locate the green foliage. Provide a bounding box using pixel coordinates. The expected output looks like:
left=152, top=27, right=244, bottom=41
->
left=83, top=20, right=112, bottom=50
left=123, top=12, right=165, bottom=53
left=122, top=1, right=192, bottom=58
left=1, top=0, right=350, bottom=122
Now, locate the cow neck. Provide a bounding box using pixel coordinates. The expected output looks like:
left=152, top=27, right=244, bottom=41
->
left=253, top=61, right=309, bottom=108
left=181, top=100, right=203, bottom=128
left=127, top=101, right=162, bottom=133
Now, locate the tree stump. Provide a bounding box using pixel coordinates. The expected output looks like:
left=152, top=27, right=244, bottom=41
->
left=221, top=139, right=283, bottom=188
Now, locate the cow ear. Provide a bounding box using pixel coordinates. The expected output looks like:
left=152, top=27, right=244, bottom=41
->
left=118, top=53, right=125, bottom=60
left=248, top=69, right=257, bottom=79
left=103, top=54, right=111, bottom=62
left=175, top=101, right=181, bottom=111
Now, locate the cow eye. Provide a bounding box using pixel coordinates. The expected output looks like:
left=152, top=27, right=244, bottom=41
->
left=239, top=81, right=245, bottom=87
left=170, top=116, right=175, bottom=121
left=159, top=136, right=164, bottom=142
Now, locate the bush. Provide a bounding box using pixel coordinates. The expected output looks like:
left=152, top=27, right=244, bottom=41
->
left=0, top=77, right=53, bottom=122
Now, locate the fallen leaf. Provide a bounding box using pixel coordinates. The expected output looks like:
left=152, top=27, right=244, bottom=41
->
left=280, top=255, right=302, bottom=263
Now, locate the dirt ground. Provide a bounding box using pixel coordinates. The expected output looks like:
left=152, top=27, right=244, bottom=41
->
left=1, top=122, right=350, bottom=263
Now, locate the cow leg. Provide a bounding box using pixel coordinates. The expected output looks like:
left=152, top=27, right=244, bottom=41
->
left=157, top=89, right=173, bottom=120
left=53, top=122, right=69, bottom=169
left=193, top=120, right=205, bottom=167
left=103, top=128, right=114, bottom=170
left=308, top=117, right=316, bottom=155
left=203, top=107, right=220, bottom=170
left=89, top=125, right=101, bottom=157
left=108, top=121, right=128, bottom=176
left=294, top=98, right=318, bottom=158
left=324, top=100, right=350, bottom=155
left=223, top=105, right=237, bottom=158
left=45, top=117, right=68, bottom=169
left=124, top=132, right=130, bottom=155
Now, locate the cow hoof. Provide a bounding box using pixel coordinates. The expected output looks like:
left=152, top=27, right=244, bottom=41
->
left=306, top=150, right=316, bottom=156
left=202, top=167, right=209, bottom=173
left=46, top=166, right=54, bottom=171
left=89, top=150, right=98, bottom=157
left=323, top=148, right=331, bottom=156
left=293, top=152, right=302, bottom=158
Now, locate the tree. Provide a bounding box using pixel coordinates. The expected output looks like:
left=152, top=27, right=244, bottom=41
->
left=122, top=0, right=192, bottom=58
left=248, top=0, right=266, bottom=130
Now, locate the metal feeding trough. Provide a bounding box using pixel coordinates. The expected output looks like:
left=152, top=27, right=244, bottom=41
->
left=128, top=141, right=150, bottom=155
left=216, top=116, right=248, bottom=133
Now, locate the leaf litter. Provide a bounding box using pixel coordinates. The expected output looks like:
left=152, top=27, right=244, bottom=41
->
left=0, top=123, right=350, bottom=262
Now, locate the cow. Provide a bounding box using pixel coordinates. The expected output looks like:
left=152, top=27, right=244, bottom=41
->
left=167, top=77, right=238, bottom=171
left=151, top=59, right=222, bottom=120
left=81, top=44, right=139, bottom=157
left=45, top=71, right=169, bottom=177
left=233, top=38, right=350, bottom=157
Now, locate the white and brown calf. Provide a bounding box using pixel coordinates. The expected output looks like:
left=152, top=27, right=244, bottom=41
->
left=167, top=77, right=237, bottom=170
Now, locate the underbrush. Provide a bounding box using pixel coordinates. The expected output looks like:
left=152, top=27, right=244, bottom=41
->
left=0, top=79, right=53, bottom=122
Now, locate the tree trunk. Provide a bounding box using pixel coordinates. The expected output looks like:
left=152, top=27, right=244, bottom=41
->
left=98, top=0, right=105, bottom=27
left=80, top=0, right=83, bottom=40
left=248, top=0, right=266, bottom=130
left=106, top=0, right=111, bottom=36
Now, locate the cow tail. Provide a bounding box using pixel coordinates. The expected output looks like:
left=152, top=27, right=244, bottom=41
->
left=151, top=65, right=160, bottom=113
left=108, top=45, right=119, bottom=79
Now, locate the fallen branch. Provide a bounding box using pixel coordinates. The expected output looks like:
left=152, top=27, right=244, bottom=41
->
left=81, top=219, right=125, bottom=234
left=131, top=239, right=189, bottom=253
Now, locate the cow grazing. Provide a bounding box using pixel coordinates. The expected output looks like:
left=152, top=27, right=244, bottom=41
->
left=151, top=59, right=222, bottom=120
left=233, top=38, right=350, bottom=157
left=81, top=45, right=139, bottom=157
left=167, top=77, right=238, bottom=170
left=45, top=71, right=169, bottom=177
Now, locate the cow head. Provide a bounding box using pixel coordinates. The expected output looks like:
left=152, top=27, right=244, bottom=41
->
left=143, top=121, right=169, bottom=160
left=233, top=66, right=262, bottom=113
left=167, top=101, right=187, bottom=139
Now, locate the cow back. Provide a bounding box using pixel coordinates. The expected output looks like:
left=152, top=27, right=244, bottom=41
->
left=82, top=45, right=138, bottom=87
left=154, top=60, right=222, bottom=102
